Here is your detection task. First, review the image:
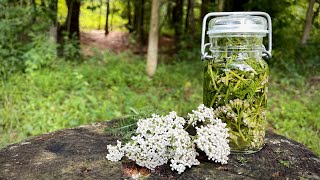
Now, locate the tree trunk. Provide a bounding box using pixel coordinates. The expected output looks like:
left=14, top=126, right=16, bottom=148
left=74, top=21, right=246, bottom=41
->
left=48, top=0, right=58, bottom=42
left=30, top=0, right=36, bottom=23
left=126, top=0, right=133, bottom=32
left=173, top=0, right=183, bottom=50
left=65, top=0, right=80, bottom=39
left=139, top=0, right=144, bottom=47
left=146, top=0, right=161, bottom=77
left=296, top=0, right=317, bottom=64
left=201, top=0, right=209, bottom=20
left=133, top=0, right=145, bottom=55
left=98, top=0, right=102, bottom=29
left=133, top=0, right=139, bottom=32
left=217, top=0, right=225, bottom=12
left=57, top=0, right=81, bottom=57
left=312, top=2, right=320, bottom=24
left=301, top=0, right=316, bottom=44
left=105, top=0, right=110, bottom=35
left=48, top=0, right=58, bottom=23
left=1, top=120, right=319, bottom=179
left=185, top=0, right=195, bottom=41
left=218, top=0, right=248, bottom=11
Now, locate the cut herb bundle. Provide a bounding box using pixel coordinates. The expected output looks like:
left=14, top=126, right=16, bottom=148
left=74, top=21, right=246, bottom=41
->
left=204, top=35, right=269, bottom=153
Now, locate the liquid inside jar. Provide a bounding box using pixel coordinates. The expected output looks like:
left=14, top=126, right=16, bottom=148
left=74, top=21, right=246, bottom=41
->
left=203, top=36, right=269, bottom=153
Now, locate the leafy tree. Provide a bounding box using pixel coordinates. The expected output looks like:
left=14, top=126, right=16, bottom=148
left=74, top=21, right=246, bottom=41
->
left=0, top=0, right=54, bottom=78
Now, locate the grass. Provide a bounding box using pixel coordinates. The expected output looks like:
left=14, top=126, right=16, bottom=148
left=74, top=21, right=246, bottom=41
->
left=268, top=71, right=320, bottom=155
left=0, top=51, right=203, bottom=147
left=0, top=51, right=319, bottom=156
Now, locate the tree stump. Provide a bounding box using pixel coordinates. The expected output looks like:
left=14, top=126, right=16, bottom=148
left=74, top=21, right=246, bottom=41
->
left=0, top=120, right=319, bottom=180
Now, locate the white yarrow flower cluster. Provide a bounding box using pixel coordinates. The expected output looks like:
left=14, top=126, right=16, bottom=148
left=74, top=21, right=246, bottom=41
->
left=195, top=124, right=230, bottom=164
left=106, top=140, right=124, bottom=162
left=124, top=112, right=184, bottom=170
left=106, top=104, right=230, bottom=174
left=188, top=104, right=230, bottom=164
left=170, top=128, right=200, bottom=174
left=188, top=104, right=216, bottom=126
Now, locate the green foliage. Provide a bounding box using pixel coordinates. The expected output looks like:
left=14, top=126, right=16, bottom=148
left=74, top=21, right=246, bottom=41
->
left=58, top=0, right=128, bottom=30
left=0, top=51, right=319, bottom=156
left=105, top=106, right=160, bottom=142
left=0, top=0, right=319, bottom=159
left=268, top=72, right=320, bottom=156
left=247, top=0, right=319, bottom=76
left=0, top=4, right=30, bottom=78
left=61, top=33, right=82, bottom=60
left=24, top=35, right=57, bottom=73
left=0, top=1, right=55, bottom=78
left=0, top=51, right=203, bottom=147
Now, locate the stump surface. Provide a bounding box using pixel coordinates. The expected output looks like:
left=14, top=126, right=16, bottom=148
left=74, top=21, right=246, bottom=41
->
left=0, top=121, right=319, bottom=180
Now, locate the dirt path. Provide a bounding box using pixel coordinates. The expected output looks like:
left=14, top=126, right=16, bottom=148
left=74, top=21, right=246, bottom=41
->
left=81, top=30, right=130, bottom=55
left=81, top=30, right=175, bottom=56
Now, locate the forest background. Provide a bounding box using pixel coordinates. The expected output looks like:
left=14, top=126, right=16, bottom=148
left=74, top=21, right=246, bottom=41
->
left=0, top=0, right=319, bottom=156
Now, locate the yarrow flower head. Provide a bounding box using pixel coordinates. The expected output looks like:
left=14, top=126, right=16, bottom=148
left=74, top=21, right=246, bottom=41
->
left=187, top=104, right=227, bottom=127
left=195, top=124, right=230, bottom=164
left=187, top=104, right=216, bottom=126
left=106, top=111, right=200, bottom=173
left=106, top=104, right=231, bottom=174
left=169, top=128, right=200, bottom=174
left=106, top=140, right=124, bottom=162
left=188, top=104, right=230, bottom=164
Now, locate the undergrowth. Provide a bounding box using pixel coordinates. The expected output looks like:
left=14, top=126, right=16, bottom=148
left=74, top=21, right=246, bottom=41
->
left=0, top=51, right=203, bottom=147
left=0, top=51, right=319, bottom=156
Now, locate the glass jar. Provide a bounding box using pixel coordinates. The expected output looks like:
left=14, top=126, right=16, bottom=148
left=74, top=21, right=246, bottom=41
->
left=201, top=12, right=272, bottom=154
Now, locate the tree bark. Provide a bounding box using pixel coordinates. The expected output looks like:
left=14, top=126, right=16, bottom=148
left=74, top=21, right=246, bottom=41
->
left=173, top=0, right=183, bottom=50
left=296, top=0, right=317, bottom=64
left=47, top=0, right=58, bottom=42
left=312, top=2, right=320, bottom=24
left=30, top=0, right=37, bottom=23
left=217, top=0, right=225, bottom=12
left=98, top=0, right=102, bottom=29
left=57, top=0, right=81, bottom=57
left=139, top=0, right=145, bottom=47
left=126, top=0, right=133, bottom=32
left=301, top=0, right=316, bottom=44
left=146, top=0, right=161, bottom=77
left=218, top=0, right=248, bottom=12
left=201, top=0, right=209, bottom=21
left=65, top=0, right=80, bottom=39
left=133, top=0, right=139, bottom=32
left=185, top=0, right=195, bottom=40
left=133, top=0, right=145, bottom=55
left=48, top=0, right=58, bottom=24
left=105, top=0, right=110, bottom=35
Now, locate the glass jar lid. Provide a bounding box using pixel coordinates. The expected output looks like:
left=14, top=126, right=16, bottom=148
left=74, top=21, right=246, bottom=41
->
left=207, top=15, right=268, bottom=37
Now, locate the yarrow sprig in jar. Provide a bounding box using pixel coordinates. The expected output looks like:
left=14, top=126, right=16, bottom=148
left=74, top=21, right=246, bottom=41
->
left=201, top=12, right=272, bottom=153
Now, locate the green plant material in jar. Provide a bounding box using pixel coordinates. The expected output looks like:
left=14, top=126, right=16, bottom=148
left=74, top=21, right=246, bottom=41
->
left=203, top=35, right=269, bottom=153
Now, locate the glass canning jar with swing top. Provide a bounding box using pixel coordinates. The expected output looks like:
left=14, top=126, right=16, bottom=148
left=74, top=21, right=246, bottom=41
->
left=201, top=12, right=272, bottom=154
